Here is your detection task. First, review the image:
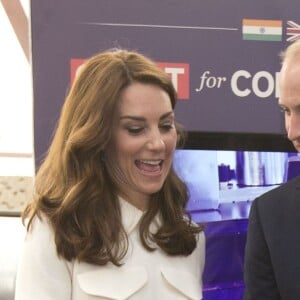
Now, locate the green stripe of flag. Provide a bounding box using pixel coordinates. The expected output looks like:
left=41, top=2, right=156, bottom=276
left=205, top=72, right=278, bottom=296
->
left=243, top=33, right=282, bottom=41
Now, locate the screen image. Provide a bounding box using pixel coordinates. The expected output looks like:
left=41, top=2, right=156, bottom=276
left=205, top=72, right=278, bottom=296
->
left=173, top=149, right=300, bottom=223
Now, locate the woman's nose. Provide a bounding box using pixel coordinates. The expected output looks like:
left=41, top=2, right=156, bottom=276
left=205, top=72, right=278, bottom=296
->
left=146, top=130, right=165, bottom=150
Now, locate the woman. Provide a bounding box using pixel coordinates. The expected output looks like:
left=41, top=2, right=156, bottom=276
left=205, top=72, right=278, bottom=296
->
left=15, top=49, right=205, bottom=299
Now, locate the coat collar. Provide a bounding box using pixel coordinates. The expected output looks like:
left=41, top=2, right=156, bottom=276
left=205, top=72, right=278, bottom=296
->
left=119, top=197, right=144, bottom=234
left=119, top=197, right=162, bottom=235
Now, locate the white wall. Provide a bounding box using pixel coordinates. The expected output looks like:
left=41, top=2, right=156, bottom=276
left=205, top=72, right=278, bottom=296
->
left=0, top=0, right=33, bottom=213
left=0, top=0, right=33, bottom=177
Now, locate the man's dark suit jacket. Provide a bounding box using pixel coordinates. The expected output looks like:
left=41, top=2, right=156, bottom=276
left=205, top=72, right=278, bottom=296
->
left=243, top=175, right=300, bottom=300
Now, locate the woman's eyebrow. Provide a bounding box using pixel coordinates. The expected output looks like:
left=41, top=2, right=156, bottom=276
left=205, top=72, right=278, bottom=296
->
left=119, top=111, right=174, bottom=121
left=160, top=111, right=174, bottom=120
left=119, top=115, right=145, bottom=121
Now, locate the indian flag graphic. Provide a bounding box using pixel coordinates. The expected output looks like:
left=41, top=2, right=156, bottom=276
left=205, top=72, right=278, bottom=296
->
left=242, top=19, right=282, bottom=41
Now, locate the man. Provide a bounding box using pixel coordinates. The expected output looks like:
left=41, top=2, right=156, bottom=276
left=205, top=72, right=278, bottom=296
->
left=243, top=40, right=300, bottom=299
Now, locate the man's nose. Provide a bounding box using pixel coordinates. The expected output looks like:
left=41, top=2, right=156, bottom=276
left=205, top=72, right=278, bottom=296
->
left=286, top=114, right=300, bottom=141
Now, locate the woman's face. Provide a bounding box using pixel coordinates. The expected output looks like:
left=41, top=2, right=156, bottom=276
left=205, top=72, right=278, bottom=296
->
left=107, top=82, right=177, bottom=210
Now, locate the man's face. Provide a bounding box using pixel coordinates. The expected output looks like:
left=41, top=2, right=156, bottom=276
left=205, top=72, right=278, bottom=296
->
left=279, top=56, right=300, bottom=151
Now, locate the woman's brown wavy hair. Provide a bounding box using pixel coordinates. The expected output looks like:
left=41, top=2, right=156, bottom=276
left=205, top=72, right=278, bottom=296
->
left=23, top=49, right=203, bottom=265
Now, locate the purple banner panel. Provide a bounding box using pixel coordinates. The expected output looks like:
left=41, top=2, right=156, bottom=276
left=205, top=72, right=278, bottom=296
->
left=31, top=0, right=300, bottom=163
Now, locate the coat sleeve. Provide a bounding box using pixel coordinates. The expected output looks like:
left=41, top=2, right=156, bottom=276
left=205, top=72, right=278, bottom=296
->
left=243, top=198, right=280, bottom=300
left=14, top=217, right=72, bottom=300
left=198, top=231, right=205, bottom=300
left=198, top=231, right=206, bottom=280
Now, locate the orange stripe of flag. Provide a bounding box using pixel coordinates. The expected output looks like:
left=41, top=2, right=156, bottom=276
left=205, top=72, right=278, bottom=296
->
left=243, top=19, right=282, bottom=27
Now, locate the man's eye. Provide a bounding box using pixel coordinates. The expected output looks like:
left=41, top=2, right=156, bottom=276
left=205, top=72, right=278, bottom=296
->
left=279, top=107, right=290, bottom=115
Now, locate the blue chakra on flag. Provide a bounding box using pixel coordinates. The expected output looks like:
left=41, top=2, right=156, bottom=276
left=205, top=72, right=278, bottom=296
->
left=260, top=27, right=266, bottom=34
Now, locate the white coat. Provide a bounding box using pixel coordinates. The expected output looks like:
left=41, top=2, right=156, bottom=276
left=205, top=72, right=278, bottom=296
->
left=15, top=198, right=205, bottom=300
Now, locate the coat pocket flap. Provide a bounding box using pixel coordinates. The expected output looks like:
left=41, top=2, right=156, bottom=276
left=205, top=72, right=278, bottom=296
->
left=77, top=266, right=148, bottom=300
left=160, top=267, right=202, bottom=300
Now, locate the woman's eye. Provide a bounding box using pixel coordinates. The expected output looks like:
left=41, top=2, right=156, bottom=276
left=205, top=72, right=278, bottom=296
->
left=127, top=127, right=144, bottom=134
left=160, top=124, right=174, bottom=131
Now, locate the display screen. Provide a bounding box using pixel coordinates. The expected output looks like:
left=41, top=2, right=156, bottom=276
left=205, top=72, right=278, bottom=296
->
left=174, top=148, right=300, bottom=223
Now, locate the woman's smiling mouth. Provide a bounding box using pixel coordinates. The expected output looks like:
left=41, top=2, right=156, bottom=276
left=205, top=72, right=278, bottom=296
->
left=135, top=160, right=163, bottom=174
